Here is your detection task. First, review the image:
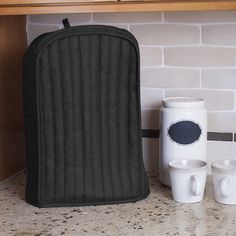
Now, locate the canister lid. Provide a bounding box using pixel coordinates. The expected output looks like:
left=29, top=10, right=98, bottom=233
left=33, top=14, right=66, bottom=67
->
left=162, top=97, right=205, bottom=108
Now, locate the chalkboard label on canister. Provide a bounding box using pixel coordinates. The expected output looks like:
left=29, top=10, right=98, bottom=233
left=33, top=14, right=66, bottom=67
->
left=168, top=120, right=202, bottom=145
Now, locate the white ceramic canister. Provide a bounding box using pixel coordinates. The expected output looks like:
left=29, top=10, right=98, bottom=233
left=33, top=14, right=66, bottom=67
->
left=159, top=97, right=207, bottom=186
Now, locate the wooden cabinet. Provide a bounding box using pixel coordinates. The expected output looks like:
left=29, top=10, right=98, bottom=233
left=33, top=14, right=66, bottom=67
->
left=1, top=1, right=236, bottom=15
left=0, top=0, right=115, bottom=4
left=0, top=16, right=27, bottom=181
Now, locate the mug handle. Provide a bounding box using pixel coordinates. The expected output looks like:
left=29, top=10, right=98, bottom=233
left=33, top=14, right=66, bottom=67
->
left=220, top=177, right=231, bottom=198
left=190, top=175, right=201, bottom=196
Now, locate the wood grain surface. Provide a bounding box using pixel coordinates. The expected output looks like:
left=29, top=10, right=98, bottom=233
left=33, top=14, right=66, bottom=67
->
left=0, top=1, right=236, bottom=15
left=0, top=16, right=27, bottom=181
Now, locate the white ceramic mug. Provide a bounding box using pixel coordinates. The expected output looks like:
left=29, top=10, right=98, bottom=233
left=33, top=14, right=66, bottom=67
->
left=211, top=160, right=236, bottom=205
left=169, top=159, right=208, bottom=203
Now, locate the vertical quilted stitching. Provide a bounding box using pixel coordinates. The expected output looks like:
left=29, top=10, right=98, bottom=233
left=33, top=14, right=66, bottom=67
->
left=109, top=37, right=122, bottom=199
left=70, top=36, right=80, bottom=202
left=40, top=48, right=55, bottom=202
left=69, top=36, right=75, bottom=202
left=62, top=37, right=74, bottom=202
left=75, top=36, right=86, bottom=202
left=116, top=38, right=124, bottom=199
left=60, top=40, right=66, bottom=203
left=119, top=40, right=132, bottom=199
left=80, top=35, right=94, bottom=201
left=39, top=57, right=46, bottom=202
left=98, top=35, right=105, bottom=201
left=91, top=35, right=103, bottom=201
left=89, top=34, right=94, bottom=201
left=47, top=46, right=56, bottom=202
left=100, top=35, right=114, bottom=201
left=130, top=45, right=141, bottom=196
left=128, top=45, right=136, bottom=197
left=127, top=44, right=133, bottom=197
left=53, top=40, right=65, bottom=202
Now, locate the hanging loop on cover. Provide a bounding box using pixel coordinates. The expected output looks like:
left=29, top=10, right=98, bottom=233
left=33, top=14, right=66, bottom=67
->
left=62, top=18, right=71, bottom=28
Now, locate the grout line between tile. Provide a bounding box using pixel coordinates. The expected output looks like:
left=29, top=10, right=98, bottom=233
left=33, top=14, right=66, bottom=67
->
left=199, top=24, right=202, bottom=45
left=161, top=47, right=164, bottom=66
left=161, top=11, right=164, bottom=23
left=199, top=68, right=202, bottom=88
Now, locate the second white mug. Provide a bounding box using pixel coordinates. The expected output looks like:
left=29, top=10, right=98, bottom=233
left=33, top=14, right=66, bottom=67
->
left=212, top=160, right=236, bottom=205
left=169, top=159, right=208, bottom=203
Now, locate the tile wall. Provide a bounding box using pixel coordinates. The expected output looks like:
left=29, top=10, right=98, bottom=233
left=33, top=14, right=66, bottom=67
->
left=27, top=11, right=236, bottom=171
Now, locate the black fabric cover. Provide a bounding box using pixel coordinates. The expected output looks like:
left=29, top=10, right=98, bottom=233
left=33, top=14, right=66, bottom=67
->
left=23, top=25, right=149, bottom=208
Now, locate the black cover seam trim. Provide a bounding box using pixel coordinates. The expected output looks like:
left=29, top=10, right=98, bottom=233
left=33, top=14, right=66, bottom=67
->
left=39, top=58, right=46, bottom=203
left=90, top=34, right=95, bottom=202
left=59, top=40, right=66, bottom=203
left=117, top=37, right=123, bottom=199
left=108, top=36, right=114, bottom=201
left=98, top=35, right=105, bottom=201
left=69, top=36, right=75, bottom=202
left=127, top=43, right=133, bottom=197
left=26, top=189, right=150, bottom=208
left=78, top=36, right=85, bottom=202
left=49, top=46, right=56, bottom=203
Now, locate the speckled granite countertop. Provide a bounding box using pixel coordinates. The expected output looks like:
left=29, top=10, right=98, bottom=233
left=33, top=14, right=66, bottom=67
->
left=0, top=171, right=235, bottom=236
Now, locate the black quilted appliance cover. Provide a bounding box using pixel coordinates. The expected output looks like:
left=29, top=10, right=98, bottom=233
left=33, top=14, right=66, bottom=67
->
left=23, top=25, right=150, bottom=207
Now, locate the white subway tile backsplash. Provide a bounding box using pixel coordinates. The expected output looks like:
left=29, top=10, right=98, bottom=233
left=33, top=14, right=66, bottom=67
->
left=141, top=88, right=164, bottom=109
left=93, top=12, right=162, bottom=23
left=141, top=68, right=200, bottom=88
left=232, top=142, right=236, bottom=155
left=234, top=92, right=236, bottom=110
left=164, top=47, right=235, bottom=67
left=165, top=89, right=234, bottom=111
left=141, top=109, right=159, bottom=129
left=140, top=47, right=162, bottom=66
left=202, top=24, right=236, bottom=46
left=202, top=69, right=236, bottom=89
left=165, top=11, right=236, bottom=23
left=27, top=24, right=60, bottom=45
left=207, top=141, right=233, bottom=166
left=29, top=13, right=91, bottom=25
left=208, top=112, right=236, bottom=132
left=130, top=24, right=199, bottom=45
